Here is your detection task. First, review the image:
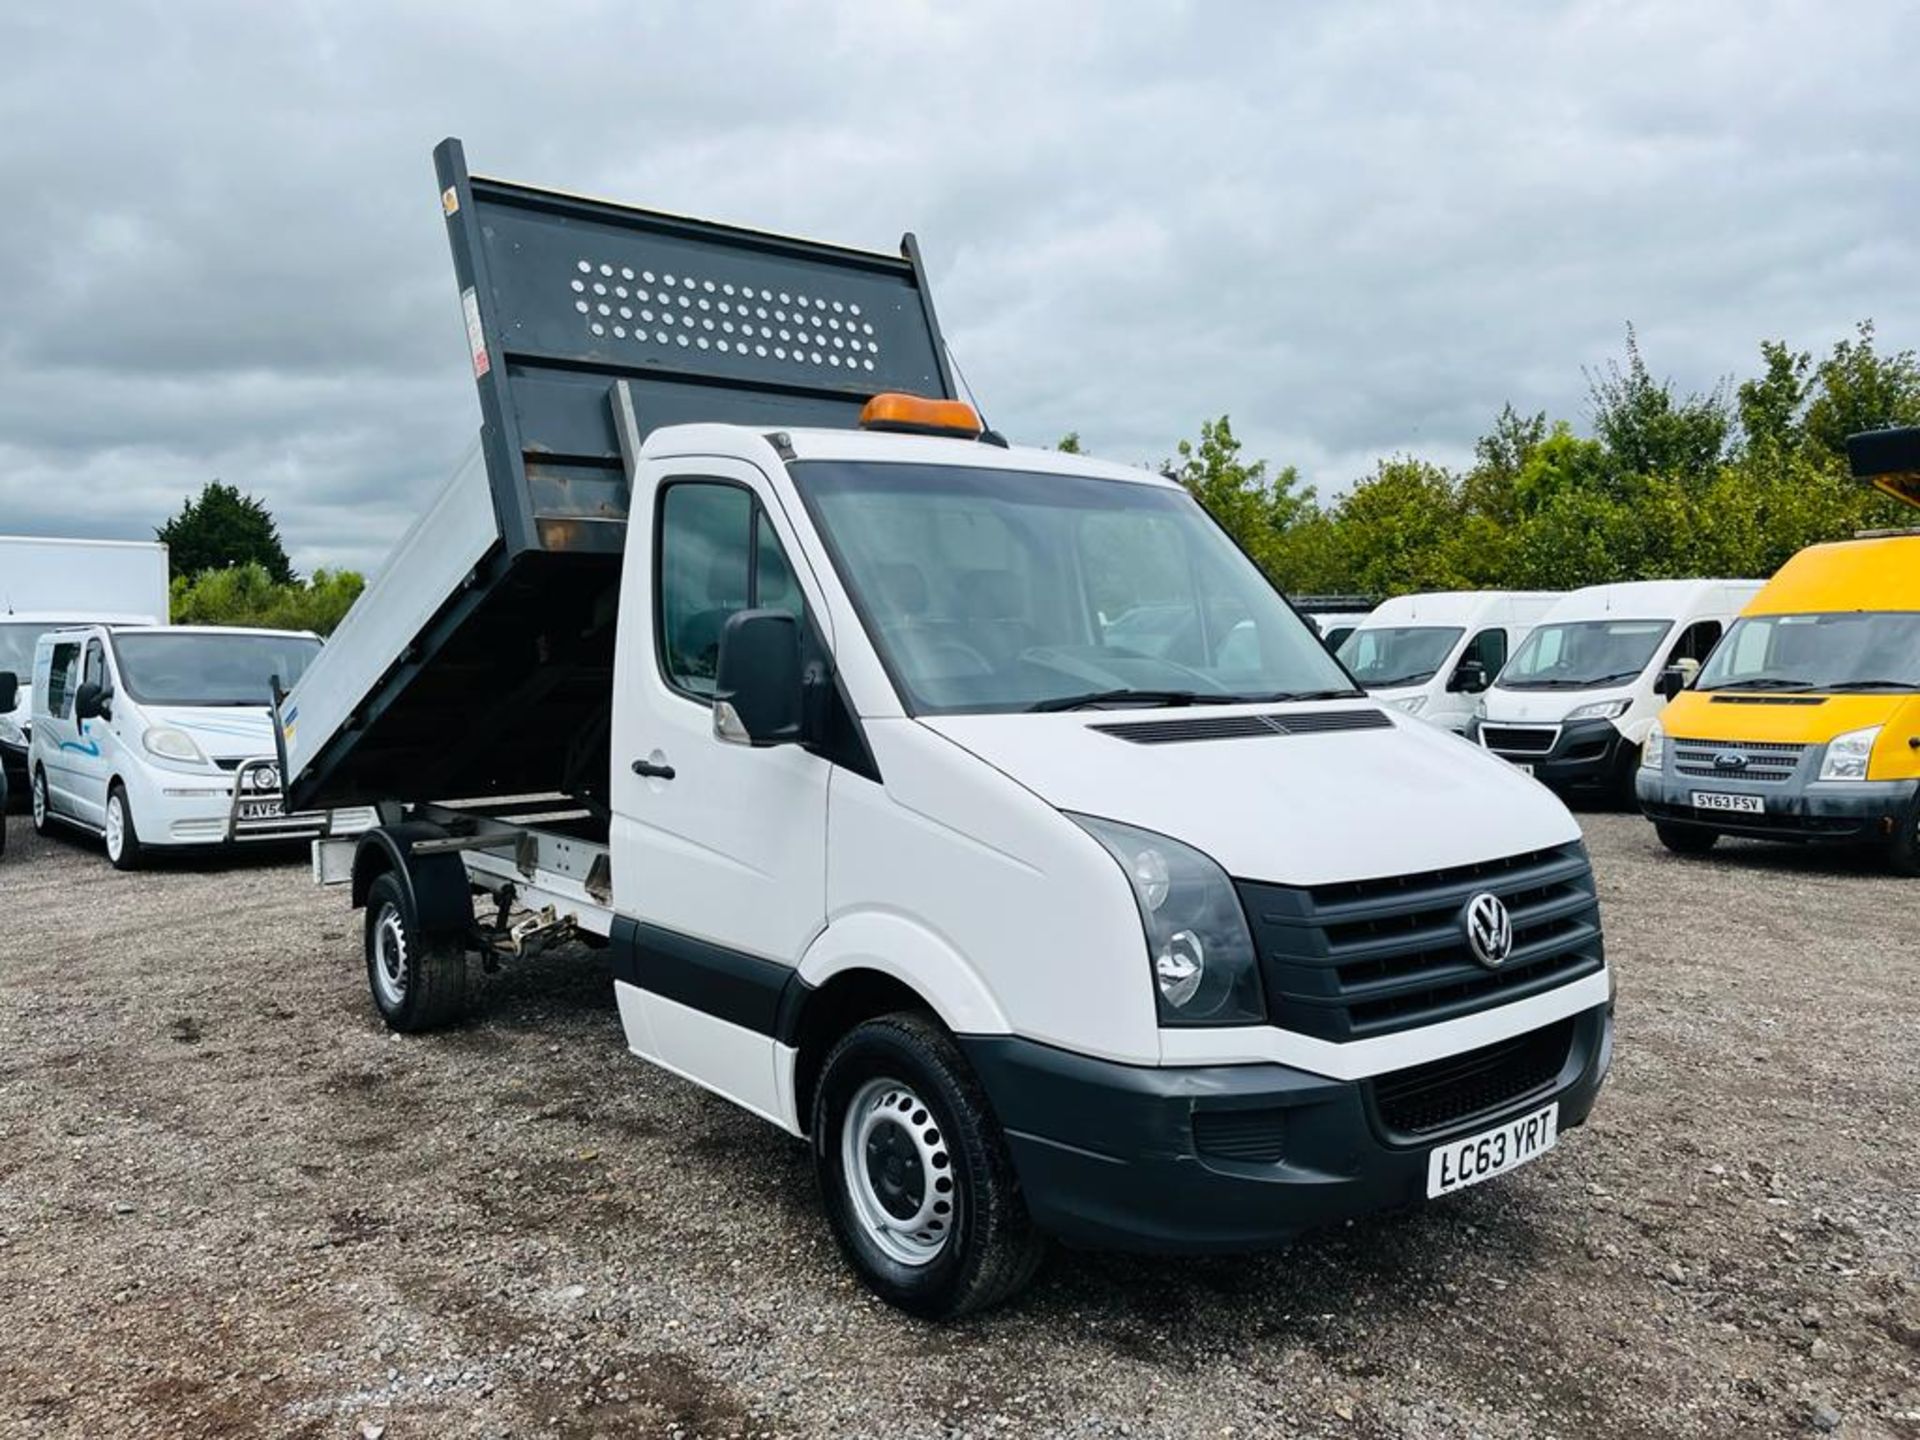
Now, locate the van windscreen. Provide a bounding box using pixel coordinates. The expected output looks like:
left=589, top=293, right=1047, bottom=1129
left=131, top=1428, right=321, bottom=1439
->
left=1696, top=612, right=1920, bottom=694
left=1500, top=620, right=1673, bottom=690
left=1336, top=627, right=1464, bottom=688
left=112, top=633, right=321, bottom=707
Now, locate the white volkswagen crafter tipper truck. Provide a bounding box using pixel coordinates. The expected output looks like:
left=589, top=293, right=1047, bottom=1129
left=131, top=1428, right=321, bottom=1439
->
left=283, top=141, right=1614, bottom=1318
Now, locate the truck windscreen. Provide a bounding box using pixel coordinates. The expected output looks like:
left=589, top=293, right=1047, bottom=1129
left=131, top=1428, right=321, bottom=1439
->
left=1499, top=619, right=1673, bottom=690
left=112, top=633, right=322, bottom=707
left=789, top=462, right=1356, bottom=715
left=1695, top=612, right=1920, bottom=693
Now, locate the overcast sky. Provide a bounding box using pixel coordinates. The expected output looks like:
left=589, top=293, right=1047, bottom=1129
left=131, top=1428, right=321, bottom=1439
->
left=3, top=1, right=1916, bottom=576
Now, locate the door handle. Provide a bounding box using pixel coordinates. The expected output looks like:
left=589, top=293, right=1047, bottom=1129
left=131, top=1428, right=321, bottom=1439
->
left=631, top=758, right=676, bottom=780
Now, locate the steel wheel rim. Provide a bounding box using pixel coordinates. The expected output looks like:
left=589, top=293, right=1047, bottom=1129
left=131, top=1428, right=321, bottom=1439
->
left=840, top=1076, right=955, bottom=1267
left=371, top=903, right=409, bottom=1009
left=104, top=795, right=124, bottom=860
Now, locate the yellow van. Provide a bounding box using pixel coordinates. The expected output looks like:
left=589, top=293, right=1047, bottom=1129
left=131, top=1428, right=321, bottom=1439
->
left=1635, top=430, right=1920, bottom=873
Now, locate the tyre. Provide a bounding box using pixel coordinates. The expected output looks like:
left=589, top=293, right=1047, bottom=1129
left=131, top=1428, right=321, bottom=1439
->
left=813, top=1012, right=1045, bottom=1319
left=31, top=766, right=51, bottom=836
left=104, top=782, right=143, bottom=871
left=1655, top=821, right=1719, bottom=856
left=363, top=871, right=468, bottom=1031
left=1888, top=799, right=1920, bottom=877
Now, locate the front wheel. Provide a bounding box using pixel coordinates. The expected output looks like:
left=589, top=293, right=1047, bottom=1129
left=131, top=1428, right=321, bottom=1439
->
left=1655, top=821, right=1719, bottom=856
left=104, top=783, right=143, bottom=871
left=31, top=767, right=51, bottom=836
left=813, top=1012, right=1044, bottom=1319
left=363, top=872, right=468, bottom=1031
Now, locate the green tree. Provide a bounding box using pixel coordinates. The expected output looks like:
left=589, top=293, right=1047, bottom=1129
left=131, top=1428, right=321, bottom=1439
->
left=1460, top=404, right=1549, bottom=525
left=170, top=563, right=364, bottom=636
left=1055, top=432, right=1084, bottom=454
left=1802, top=321, right=1920, bottom=461
left=1167, top=416, right=1314, bottom=572
left=1327, top=457, right=1469, bottom=595
left=1586, top=325, right=1731, bottom=483
left=156, top=482, right=295, bottom=584
left=1735, top=340, right=1812, bottom=455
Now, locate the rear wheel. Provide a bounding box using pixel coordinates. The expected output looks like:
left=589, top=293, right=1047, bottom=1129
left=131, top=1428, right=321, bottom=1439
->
left=813, top=1012, right=1044, bottom=1319
left=363, top=872, right=468, bottom=1031
left=1655, top=821, right=1719, bottom=856
left=31, top=767, right=51, bottom=836
left=1888, top=800, right=1920, bottom=877
left=104, top=783, right=143, bottom=871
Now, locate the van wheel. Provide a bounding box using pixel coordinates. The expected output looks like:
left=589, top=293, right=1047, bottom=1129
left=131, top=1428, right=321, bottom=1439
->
left=31, top=767, right=51, bottom=836
left=1655, top=822, right=1719, bottom=856
left=1888, top=801, right=1920, bottom=877
left=813, top=1012, right=1045, bottom=1319
left=364, top=872, right=468, bottom=1031
left=104, top=783, right=143, bottom=870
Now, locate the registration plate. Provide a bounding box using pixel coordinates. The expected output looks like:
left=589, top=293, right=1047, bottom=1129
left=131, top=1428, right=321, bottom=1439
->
left=1510, top=762, right=1535, bottom=776
left=238, top=799, right=285, bottom=820
left=1691, top=791, right=1764, bottom=814
left=1427, top=1102, right=1558, bottom=1198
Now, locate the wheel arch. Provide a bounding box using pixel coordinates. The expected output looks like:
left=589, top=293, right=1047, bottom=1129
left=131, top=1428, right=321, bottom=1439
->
left=350, top=823, right=474, bottom=938
left=785, top=912, right=1011, bottom=1135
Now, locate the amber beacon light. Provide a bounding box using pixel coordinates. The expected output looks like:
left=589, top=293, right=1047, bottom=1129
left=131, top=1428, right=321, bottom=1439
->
left=858, top=392, right=984, bottom=439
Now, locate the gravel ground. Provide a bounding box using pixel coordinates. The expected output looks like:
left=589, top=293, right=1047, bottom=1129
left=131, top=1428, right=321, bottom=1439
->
left=1, top=813, right=1916, bottom=1439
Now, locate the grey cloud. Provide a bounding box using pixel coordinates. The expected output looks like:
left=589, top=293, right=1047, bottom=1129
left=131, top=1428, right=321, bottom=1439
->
left=2, top=1, right=1916, bottom=574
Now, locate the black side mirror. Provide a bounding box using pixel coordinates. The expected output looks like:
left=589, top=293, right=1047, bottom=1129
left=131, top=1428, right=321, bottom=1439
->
left=1657, top=666, right=1687, bottom=701
left=75, top=680, right=112, bottom=722
left=0, top=671, right=16, bottom=713
left=713, top=609, right=803, bottom=746
left=1448, top=659, right=1488, bottom=694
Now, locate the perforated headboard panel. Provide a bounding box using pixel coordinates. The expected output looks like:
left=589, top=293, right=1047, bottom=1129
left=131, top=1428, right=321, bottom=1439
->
left=435, top=137, right=957, bottom=557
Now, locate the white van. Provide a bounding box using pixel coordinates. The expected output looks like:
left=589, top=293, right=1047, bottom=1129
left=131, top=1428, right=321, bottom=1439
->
left=27, top=624, right=374, bottom=867
left=1475, top=579, right=1762, bottom=801
left=1336, top=592, right=1561, bottom=733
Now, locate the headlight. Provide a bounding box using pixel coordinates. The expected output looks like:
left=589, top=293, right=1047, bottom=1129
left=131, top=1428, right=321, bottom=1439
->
left=142, top=726, right=207, bottom=764
left=1395, top=695, right=1428, bottom=716
left=1819, top=725, right=1882, bottom=782
left=1567, top=699, right=1631, bottom=722
left=1472, top=699, right=1488, bottom=722
left=1641, top=722, right=1665, bottom=771
left=1070, top=815, right=1265, bottom=1027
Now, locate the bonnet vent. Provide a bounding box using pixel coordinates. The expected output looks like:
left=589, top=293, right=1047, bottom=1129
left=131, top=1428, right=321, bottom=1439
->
left=1090, top=709, right=1393, bottom=745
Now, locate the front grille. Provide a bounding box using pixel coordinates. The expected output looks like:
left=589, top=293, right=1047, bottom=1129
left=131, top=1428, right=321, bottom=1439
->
left=1192, top=1107, right=1289, bottom=1163
left=1672, top=737, right=1805, bottom=785
left=1372, top=1018, right=1575, bottom=1138
left=1481, top=725, right=1557, bottom=756
left=1091, top=709, right=1391, bottom=745
left=1235, top=842, right=1603, bottom=1041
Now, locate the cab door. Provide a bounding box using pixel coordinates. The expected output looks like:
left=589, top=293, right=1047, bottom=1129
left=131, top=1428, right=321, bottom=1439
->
left=65, top=638, right=115, bottom=828
left=36, top=637, right=87, bottom=820
left=609, top=458, right=833, bottom=1123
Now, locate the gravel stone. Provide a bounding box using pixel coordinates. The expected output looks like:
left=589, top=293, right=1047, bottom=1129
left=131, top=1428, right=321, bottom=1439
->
left=2, top=813, right=1917, bottom=1437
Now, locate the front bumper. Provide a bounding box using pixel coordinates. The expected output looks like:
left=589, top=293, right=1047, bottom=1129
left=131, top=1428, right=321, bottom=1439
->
left=960, top=1002, right=1612, bottom=1254
left=1637, top=770, right=1919, bottom=844
left=1476, top=717, right=1634, bottom=792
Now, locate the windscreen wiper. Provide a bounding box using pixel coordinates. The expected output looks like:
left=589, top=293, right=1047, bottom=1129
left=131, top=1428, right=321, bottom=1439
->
left=1027, top=689, right=1240, bottom=713
left=1821, top=679, right=1919, bottom=692
left=1362, top=674, right=1434, bottom=689
left=1267, top=688, right=1369, bottom=702
left=1699, top=677, right=1816, bottom=692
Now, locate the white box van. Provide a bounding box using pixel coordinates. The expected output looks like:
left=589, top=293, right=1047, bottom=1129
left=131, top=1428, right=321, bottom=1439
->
left=1475, top=580, right=1761, bottom=801
left=284, top=142, right=1617, bottom=1318
left=0, top=535, right=169, bottom=793
left=27, top=624, right=374, bottom=867
left=1336, top=591, right=1561, bottom=733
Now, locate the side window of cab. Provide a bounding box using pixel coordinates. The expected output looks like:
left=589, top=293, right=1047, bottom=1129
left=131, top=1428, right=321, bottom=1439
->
left=45, top=640, right=82, bottom=719
left=1666, top=620, right=1723, bottom=670
left=656, top=481, right=808, bottom=699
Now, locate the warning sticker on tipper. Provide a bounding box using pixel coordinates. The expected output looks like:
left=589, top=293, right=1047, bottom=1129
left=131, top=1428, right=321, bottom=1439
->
left=461, top=287, right=490, bottom=379
left=441, top=186, right=460, bottom=217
